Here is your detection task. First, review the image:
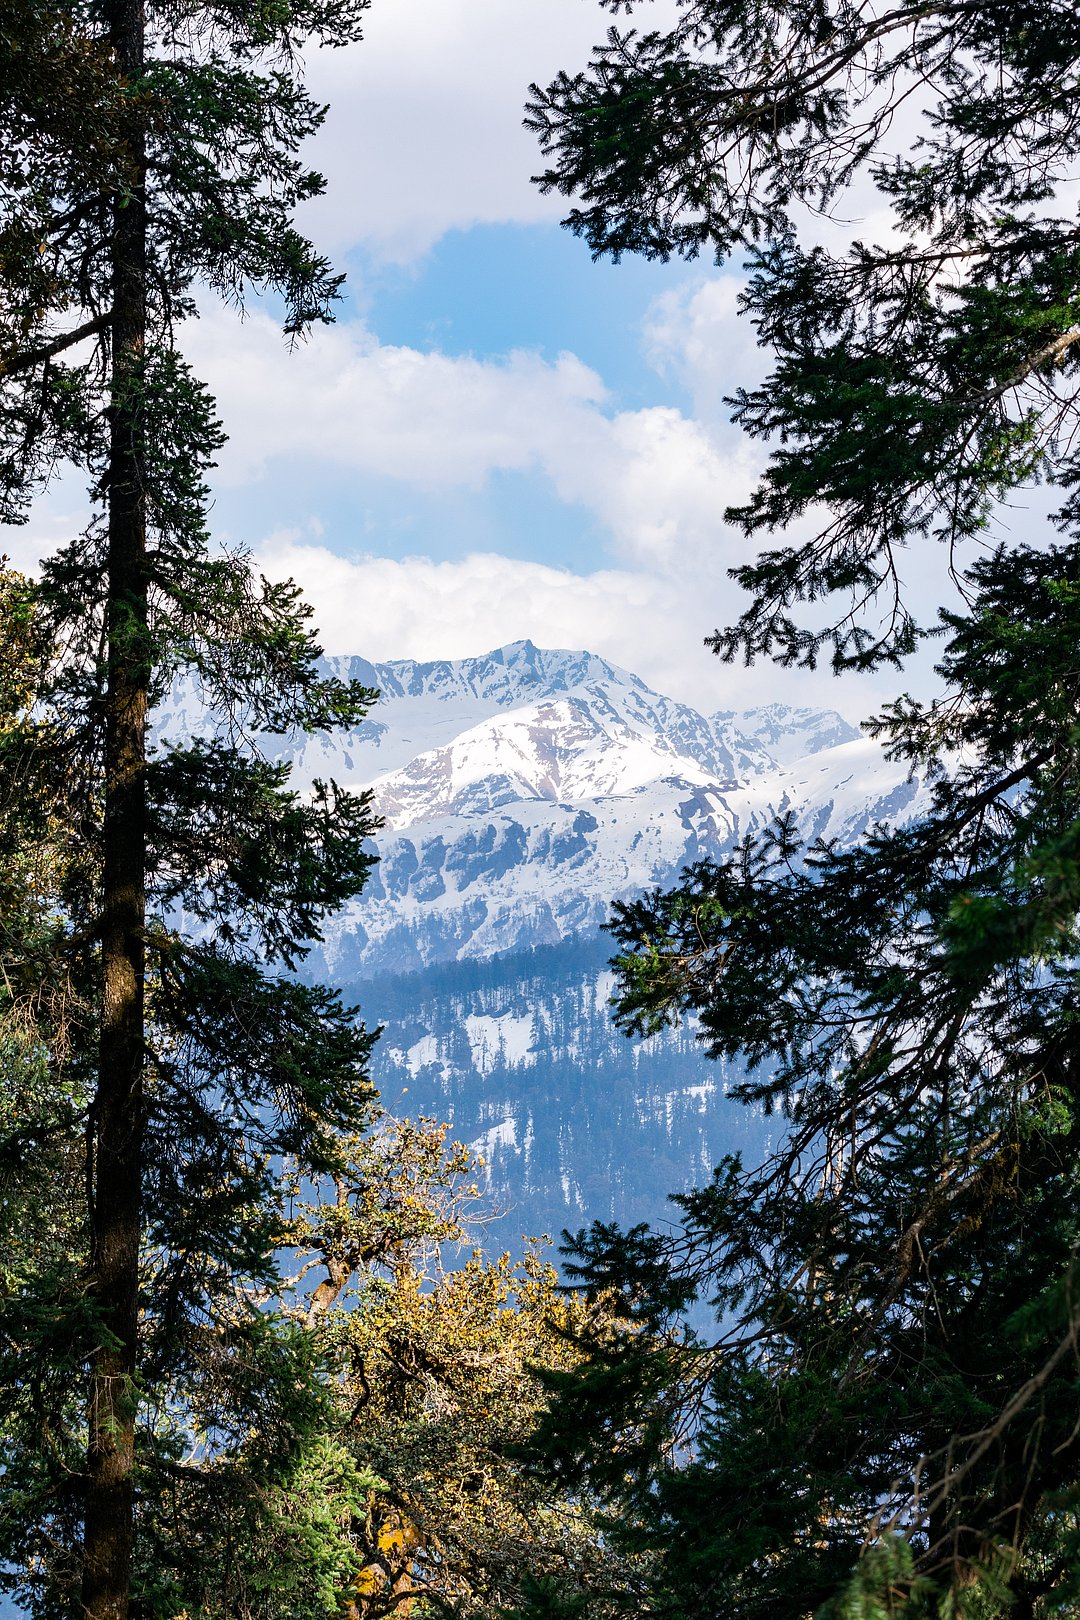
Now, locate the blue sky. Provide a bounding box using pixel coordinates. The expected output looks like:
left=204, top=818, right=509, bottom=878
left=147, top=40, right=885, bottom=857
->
left=20, top=0, right=956, bottom=719
left=203, top=224, right=708, bottom=575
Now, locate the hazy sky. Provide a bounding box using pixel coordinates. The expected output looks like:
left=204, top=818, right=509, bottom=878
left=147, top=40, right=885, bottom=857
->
left=22, top=0, right=988, bottom=719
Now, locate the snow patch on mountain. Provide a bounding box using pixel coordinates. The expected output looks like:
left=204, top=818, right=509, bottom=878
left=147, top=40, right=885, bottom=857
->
left=315, top=742, right=923, bottom=978
left=724, top=703, right=861, bottom=765
left=154, top=639, right=924, bottom=981
left=465, top=1011, right=537, bottom=1075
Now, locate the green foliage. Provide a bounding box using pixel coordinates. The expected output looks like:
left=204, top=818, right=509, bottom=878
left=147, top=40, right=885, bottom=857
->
left=535, top=550, right=1080, bottom=1620
left=290, top=1117, right=639, bottom=1620
left=0, top=563, right=381, bottom=1617
left=0, top=1, right=388, bottom=1613
left=501, top=1574, right=594, bottom=1620
left=528, top=4, right=1080, bottom=1617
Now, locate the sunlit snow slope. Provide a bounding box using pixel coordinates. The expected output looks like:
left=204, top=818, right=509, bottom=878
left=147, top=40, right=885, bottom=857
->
left=278, top=640, right=923, bottom=981
left=156, top=640, right=926, bottom=1237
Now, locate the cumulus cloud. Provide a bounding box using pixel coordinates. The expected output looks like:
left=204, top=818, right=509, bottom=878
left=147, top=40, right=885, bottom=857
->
left=643, top=278, right=764, bottom=422
left=253, top=535, right=893, bottom=719
left=302, top=0, right=614, bottom=262
left=185, top=307, right=605, bottom=487
left=298, top=0, right=898, bottom=268
left=254, top=539, right=670, bottom=662
left=184, top=303, right=760, bottom=571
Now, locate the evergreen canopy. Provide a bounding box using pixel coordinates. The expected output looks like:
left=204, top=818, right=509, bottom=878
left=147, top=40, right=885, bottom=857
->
left=0, top=2, right=384, bottom=1616
left=526, top=4, right=1080, bottom=1616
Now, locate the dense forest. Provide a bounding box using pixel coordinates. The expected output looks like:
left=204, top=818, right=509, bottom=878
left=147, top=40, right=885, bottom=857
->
left=3, top=1, right=1080, bottom=1617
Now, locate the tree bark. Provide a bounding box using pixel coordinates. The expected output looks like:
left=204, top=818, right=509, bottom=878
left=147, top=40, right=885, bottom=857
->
left=82, top=1, right=147, bottom=1615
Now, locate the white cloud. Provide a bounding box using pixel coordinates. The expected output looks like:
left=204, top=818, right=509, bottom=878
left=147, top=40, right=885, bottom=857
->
left=186, top=307, right=604, bottom=487
left=302, top=0, right=616, bottom=262
left=298, top=0, right=906, bottom=269
left=253, top=535, right=898, bottom=719
left=185, top=303, right=760, bottom=570
left=644, top=277, right=764, bottom=422
left=545, top=404, right=760, bottom=569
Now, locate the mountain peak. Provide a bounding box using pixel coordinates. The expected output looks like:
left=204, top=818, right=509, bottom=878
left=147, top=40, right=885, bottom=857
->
left=718, top=702, right=861, bottom=766
left=327, top=642, right=651, bottom=711
left=155, top=640, right=923, bottom=980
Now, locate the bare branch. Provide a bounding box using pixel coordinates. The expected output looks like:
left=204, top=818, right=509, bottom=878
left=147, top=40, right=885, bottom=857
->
left=0, top=312, right=110, bottom=379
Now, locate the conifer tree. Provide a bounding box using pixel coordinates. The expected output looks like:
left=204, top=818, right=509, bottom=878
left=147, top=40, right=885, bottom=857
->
left=526, top=5, right=1080, bottom=1615
left=0, top=3, right=379, bottom=1616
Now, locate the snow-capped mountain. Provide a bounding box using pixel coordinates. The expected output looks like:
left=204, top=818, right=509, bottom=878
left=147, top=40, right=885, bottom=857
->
left=156, top=640, right=926, bottom=1238
left=276, top=640, right=921, bottom=982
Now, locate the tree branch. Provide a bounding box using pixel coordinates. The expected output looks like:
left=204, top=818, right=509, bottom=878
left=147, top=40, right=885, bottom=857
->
left=0, top=312, right=111, bottom=379
left=968, top=326, right=1080, bottom=412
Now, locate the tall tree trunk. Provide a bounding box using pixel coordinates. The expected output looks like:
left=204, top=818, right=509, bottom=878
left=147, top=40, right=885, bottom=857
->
left=82, top=0, right=147, bottom=1614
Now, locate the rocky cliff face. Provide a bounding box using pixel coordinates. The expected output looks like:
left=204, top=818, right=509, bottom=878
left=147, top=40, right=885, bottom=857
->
left=156, top=640, right=924, bottom=1237
left=229, top=639, right=917, bottom=981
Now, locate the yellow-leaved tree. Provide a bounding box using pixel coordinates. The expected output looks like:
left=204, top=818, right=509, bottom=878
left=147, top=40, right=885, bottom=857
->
left=286, top=1115, right=646, bottom=1620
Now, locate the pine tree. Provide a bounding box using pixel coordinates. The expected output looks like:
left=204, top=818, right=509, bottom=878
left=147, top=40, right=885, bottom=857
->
left=0, top=3, right=380, bottom=1616
left=525, top=5, right=1080, bottom=1614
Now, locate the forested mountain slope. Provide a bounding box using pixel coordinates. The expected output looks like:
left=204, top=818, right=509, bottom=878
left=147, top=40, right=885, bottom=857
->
left=159, top=640, right=925, bottom=1234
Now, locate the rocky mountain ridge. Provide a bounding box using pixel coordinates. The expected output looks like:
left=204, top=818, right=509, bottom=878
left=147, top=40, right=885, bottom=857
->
left=155, top=640, right=926, bottom=1235
left=291, top=641, right=919, bottom=980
